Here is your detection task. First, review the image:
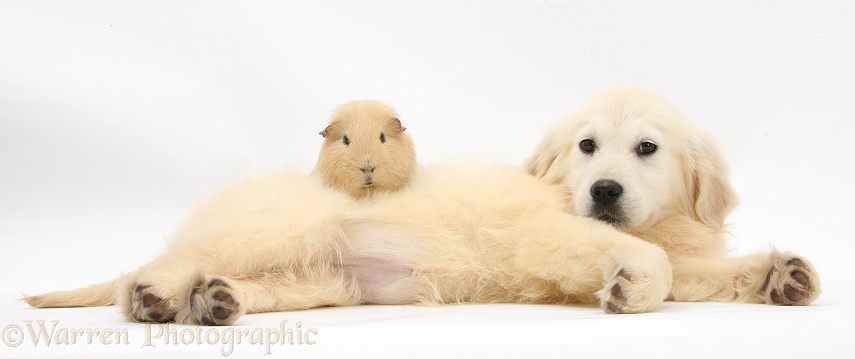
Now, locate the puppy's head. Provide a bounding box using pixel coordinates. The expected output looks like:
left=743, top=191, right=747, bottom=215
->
left=524, top=87, right=738, bottom=233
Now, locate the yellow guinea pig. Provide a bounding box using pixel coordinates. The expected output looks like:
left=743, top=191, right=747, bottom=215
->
left=312, top=100, right=416, bottom=199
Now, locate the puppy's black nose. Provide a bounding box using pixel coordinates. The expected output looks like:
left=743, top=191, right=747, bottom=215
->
left=591, top=180, right=623, bottom=205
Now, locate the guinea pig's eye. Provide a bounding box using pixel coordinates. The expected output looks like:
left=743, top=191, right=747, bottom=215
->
left=342, top=135, right=350, bottom=146
left=637, top=141, right=657, bottom=155
left=579, top=139, right=596, bottom=154
left=380, top=132, right=386, bottom=144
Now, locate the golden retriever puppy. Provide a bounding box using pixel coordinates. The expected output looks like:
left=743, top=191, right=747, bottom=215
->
left=24, top=162, right=673, bottom=325
left=524, top=87, right=820, bottom=305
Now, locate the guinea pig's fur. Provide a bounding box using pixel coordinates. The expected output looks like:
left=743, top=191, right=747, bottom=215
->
left=312, top=100, right=417, bottom=199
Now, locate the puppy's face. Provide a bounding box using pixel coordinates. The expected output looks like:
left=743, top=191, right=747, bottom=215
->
left=526, top=88, right=737, bottom=233
left=566, top=99, right=684, bottom=231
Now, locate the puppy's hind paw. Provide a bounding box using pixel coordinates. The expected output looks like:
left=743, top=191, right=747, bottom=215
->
left=130, top=284, right=177, bottom=323
left=177, top=273, right=245, bottom=326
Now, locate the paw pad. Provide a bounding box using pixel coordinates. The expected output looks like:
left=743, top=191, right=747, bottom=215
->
left=131, top=284, right=176, bottom=323
left=184, top=276, right=243, bottom=326
left=762, top=256, right=820, bottom=306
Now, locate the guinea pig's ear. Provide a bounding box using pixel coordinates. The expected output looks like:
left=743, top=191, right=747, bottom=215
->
left=689, top=132, right=739, bottom=230
left=389, top=118, right=407, bottom=133
left=319, top=125, right=334, bottom=138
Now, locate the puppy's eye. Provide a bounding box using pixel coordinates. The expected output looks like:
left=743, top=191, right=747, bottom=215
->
left=637, top=141, right=657, bottom=155
left=579, top=139, right=596, bottom=154
left=380, top=132, right=386, bottom=144
left=342, top=135, right=350, bottom=146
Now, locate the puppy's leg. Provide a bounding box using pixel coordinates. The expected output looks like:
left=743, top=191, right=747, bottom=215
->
left=176, top=270, right=361, bottom=326
left=122, top=257, right=360, bottom=325
left=669, top=250, right=820, bottom=305
left=515, top=214, right=673, bottom=314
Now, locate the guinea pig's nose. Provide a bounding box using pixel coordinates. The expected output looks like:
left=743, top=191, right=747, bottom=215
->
left=360, top=166, right=376, bottom=174
left=590, top=180, right=623, bottom=205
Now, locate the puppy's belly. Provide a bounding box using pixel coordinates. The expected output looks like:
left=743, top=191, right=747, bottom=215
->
left=343, top=257, right=416, bottom=304
left=341, top=221, right=422, bottom=304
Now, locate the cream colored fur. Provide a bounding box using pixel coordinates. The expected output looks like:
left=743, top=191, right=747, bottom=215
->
left=24, top=163, right=673, bottom=325
left=313, top=100, right=416, bottom=200
left=524, top=87, right=821, bottom=304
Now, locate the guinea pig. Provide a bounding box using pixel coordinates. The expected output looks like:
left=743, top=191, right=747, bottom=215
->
left=312, top=100, right=417, bottom=200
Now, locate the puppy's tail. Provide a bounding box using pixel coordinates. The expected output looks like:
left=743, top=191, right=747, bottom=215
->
left=22, top=277, right=123, bottom=308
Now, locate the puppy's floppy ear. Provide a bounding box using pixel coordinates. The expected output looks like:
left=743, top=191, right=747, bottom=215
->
left=690, top=133, right=739, bottom=229
left=524, top=131, right=569, bottom=186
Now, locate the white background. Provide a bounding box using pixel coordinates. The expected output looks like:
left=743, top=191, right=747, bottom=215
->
left=1, top=1, right=853, bottom=358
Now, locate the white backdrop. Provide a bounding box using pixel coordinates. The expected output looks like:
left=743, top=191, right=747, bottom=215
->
left=1, top=1, right=854, bottom=358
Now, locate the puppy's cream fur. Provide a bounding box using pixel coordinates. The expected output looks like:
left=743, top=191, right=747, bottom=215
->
left=25, top=163, right=673, bottom=324
left=524, top=87, right=821, bottom=304
left=313, top=100, right=416, bottom=200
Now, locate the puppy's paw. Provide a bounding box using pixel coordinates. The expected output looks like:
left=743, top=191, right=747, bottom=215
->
left=597, top=265, right=669, bottom=314
left=129, top=284, right=177, bottom=323
left=762, top=253, right=820, bottom=306
left=600, top=268, right=635, bottom=313
left=177, top=274, right=245, bottom=326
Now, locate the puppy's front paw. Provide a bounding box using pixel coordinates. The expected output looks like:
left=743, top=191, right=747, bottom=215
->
left=598, top=265, right=669, bottom=314
left=762, top=253, right=820, bottom=306
left=130, top=284, right=177, bottom=323
left=600, top=268, right=634, bottom=313
left=177, top=274, right=245, bottom=326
